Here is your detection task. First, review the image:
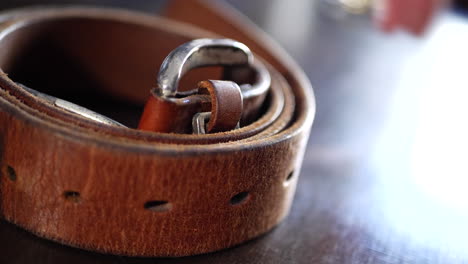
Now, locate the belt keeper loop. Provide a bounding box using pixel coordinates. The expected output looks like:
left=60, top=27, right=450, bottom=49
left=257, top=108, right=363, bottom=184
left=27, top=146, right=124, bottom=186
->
left=193, top=80, right=243, bottom=134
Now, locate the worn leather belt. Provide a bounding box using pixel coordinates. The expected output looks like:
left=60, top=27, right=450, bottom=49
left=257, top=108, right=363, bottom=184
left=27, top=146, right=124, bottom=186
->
left=0, top=0, right=315, bottom=257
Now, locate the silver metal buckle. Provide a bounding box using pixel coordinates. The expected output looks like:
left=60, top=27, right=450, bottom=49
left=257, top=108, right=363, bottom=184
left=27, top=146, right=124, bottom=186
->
left=155, top=38, right=271, bottom=134
left=156, top=38, right=270, bottom=99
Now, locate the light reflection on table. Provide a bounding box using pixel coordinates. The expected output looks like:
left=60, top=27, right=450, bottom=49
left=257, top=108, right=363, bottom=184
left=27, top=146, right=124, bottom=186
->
left=371, top=14, right=468, bottom=255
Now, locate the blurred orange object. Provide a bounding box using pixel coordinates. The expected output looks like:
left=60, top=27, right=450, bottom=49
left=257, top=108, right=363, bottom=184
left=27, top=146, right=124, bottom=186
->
left=374, top=0, right=447, bottom=34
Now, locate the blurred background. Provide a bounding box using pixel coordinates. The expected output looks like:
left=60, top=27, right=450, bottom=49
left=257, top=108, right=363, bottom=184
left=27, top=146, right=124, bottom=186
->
left=1, top=0, right=468, bottom=263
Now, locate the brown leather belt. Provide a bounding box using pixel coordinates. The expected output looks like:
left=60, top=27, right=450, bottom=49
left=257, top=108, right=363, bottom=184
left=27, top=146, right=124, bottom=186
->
left=0, top=0, right=315, bottom=257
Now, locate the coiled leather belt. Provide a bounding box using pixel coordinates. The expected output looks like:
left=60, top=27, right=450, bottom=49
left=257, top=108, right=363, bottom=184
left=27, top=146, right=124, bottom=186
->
left=0, top=0, right=315, bottom=257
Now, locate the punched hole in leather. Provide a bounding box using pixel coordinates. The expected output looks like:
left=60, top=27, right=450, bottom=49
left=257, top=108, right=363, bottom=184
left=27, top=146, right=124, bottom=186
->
left=0, top=4, right=314, bottom=257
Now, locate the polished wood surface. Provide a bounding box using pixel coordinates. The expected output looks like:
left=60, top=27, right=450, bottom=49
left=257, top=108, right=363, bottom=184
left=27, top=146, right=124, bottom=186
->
left=1, top=0, right=468, bottom=263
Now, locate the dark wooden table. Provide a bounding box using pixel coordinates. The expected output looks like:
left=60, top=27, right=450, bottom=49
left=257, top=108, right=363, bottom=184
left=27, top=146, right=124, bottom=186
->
left=2, top=1, right=468, bottom=263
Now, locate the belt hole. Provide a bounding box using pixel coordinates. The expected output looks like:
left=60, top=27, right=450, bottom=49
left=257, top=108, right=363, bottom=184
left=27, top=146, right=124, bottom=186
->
left=230, top=191, right=249, bottom=206
left=284, top=170, right=295, bottom=186
left=6, top=165, right=16, bottom=182
left=63, top=191, right=81, bottom=203
left=144, top=200, right=172, bottom=212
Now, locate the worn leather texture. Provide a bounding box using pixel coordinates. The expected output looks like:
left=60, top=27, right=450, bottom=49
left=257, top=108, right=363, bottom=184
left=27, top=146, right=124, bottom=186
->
left=0, top=0, right=315, bottom=257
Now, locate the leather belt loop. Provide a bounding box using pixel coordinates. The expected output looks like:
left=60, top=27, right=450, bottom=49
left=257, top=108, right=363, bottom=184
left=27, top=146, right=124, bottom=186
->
left=194, top=80, right=243, bottom=134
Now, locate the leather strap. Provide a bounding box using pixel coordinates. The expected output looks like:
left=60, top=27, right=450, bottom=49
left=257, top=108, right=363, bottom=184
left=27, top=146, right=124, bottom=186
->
left=0, top=0, right=315, bottom=257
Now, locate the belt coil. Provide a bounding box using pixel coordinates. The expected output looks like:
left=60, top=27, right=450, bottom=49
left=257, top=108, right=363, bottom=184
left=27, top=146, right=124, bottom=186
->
left=0, top=0, right=315, bottom=257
